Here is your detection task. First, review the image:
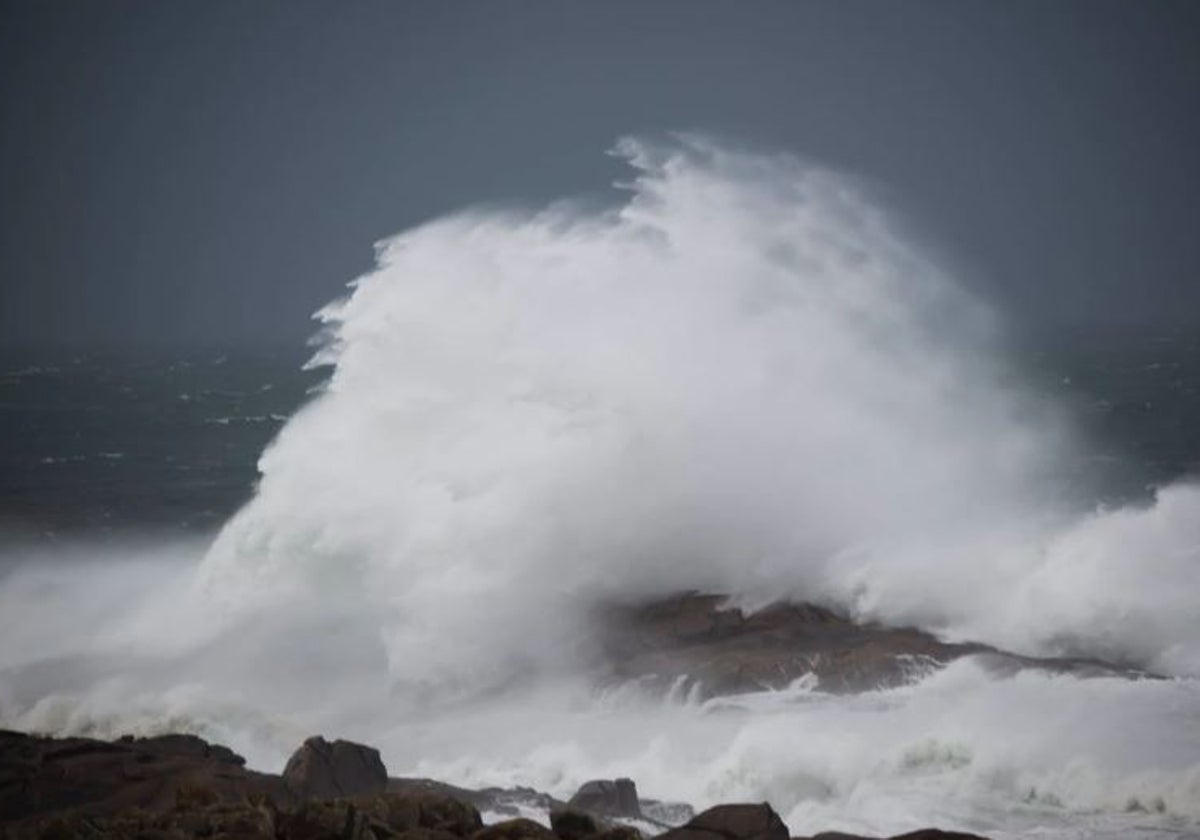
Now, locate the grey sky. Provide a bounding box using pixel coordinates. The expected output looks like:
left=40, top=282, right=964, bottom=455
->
left=1, top=1, right=1197, bottom=349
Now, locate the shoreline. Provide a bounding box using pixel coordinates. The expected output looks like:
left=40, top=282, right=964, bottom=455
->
left=0, top=729, right=987, bottom=840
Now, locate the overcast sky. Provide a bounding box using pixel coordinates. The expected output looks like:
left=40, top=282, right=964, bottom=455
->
left=1, top=1, right=1197, bottom=350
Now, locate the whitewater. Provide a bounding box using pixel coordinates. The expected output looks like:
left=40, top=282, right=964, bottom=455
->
left=1, top=136, right=1198, bottom=838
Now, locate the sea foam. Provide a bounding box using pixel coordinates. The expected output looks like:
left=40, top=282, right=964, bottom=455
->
left=201, top=135, right=1200, bottom=687
left=3, top=135, right=1199, bottom=838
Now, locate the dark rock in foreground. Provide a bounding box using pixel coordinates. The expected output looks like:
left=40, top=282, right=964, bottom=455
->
left=0, top=728, right=285, bottom=825
left=599, top=592, right=1155, bottom=697
left=0, top=729, right=991, bottom=839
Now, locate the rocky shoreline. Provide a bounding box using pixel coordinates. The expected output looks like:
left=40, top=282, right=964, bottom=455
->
left=2, top=594, right=1160, bottom=838
left=0, top=729, right=986, bottom=840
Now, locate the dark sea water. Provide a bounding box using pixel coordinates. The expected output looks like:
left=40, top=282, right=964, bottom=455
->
left=2, top=329, right=1197, bottom=541
left=0, top=348, right=323, bottom=538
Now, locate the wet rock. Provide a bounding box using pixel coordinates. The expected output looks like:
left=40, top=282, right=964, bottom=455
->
left=658, top=803, right=788, bottom=840
left=552, top=808, right=602, bottom=840
left=567, top=778, right=641, bottom=818
left=598, top=592, right=1152, bottom=698
left=282, top=735, right=388, bottom=800
left=591, top=827, right=643, bottom=840
left=472, top=817, right=559, bottom=840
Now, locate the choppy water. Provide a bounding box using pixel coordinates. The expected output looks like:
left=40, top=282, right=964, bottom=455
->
left=0, top=349, right=320, bottom=536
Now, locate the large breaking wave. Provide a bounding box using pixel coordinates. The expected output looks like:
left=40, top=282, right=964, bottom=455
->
left=202, top=135, right=1199, bottom=684
left=3, top=136, right=1199, bottom=837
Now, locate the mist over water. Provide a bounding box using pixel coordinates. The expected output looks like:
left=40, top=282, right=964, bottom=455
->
left=3, top=137, right=1199, bottom=837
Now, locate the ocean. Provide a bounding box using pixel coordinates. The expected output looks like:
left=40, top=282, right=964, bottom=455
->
left=1, top=137, right=1198, bottom=838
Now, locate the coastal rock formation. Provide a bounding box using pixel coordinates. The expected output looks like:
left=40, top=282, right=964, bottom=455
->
left=282, top=735, right=388, bottom=799
left=0, top=730, right=993, bottom=839
left=598, top=592, right=1151, bottom=697
left=473, top=817, right=561, bottom=840
left=551, top=809, right=604, bottom=840
left=567, top=778, right=641, bottom=818
left=0, top=727, right=283, bottom=825
left=658, top=804, right=788, bottom=840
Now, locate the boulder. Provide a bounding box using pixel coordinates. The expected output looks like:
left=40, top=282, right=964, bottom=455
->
left=657, top=803, right=788, bottom=840
left=591, top=827, right=644, bottom=840
left=282, top=735, right=388, bottom=800
left=551, top=809, right=602, bottom=840
left=472, top=817, right=559, bottom=840
left=567, top=778, right=641, bottom=818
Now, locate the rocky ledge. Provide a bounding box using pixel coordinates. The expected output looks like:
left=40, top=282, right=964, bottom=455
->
left=597, top=592, right=1155, bottom=697
left=0, top=729, right=986, bottom=840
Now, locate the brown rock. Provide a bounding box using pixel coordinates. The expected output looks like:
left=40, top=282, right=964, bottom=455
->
left=472, top=817, right=560, bottom=840
left=658, top=803, right=789, bottom=840
left=591, top=827, right=644, bottom=840
left=0, top=728, right=283, bottom=826
left=598, top=592, right=1151, bottom=699
left=282, top=735, right=388, bottom=800
left=551, top=808, right=602, bottom=840
left=567, top=778, right=641, bottom=818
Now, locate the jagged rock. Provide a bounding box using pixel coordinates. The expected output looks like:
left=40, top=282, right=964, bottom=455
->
left=0, top=728, right=283, bottom=825
left=657, top=803, right=789, bottom=840
left=472, top=817, right=559, bottom=840
left=567, top=778, right=641, bottom=818
left=282, top=735, right=388, bottom=800
left=117, top=732, right=246, bottom=766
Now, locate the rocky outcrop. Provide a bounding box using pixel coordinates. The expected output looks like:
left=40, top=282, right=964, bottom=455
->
left=281, top=734, right=388, bottom=799
left=0, top=729, right=992, bottom=839
left=0, top=727, right=284, bottom=825
left=473, top=817, right=561, bottom=840
left=658, top=803, right=788, bottom=840
left=551, top=809, right=603, bottom=840
left=597, top=592, right=1154, bottom=697
left=567, top=778, right=641, bottom=818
